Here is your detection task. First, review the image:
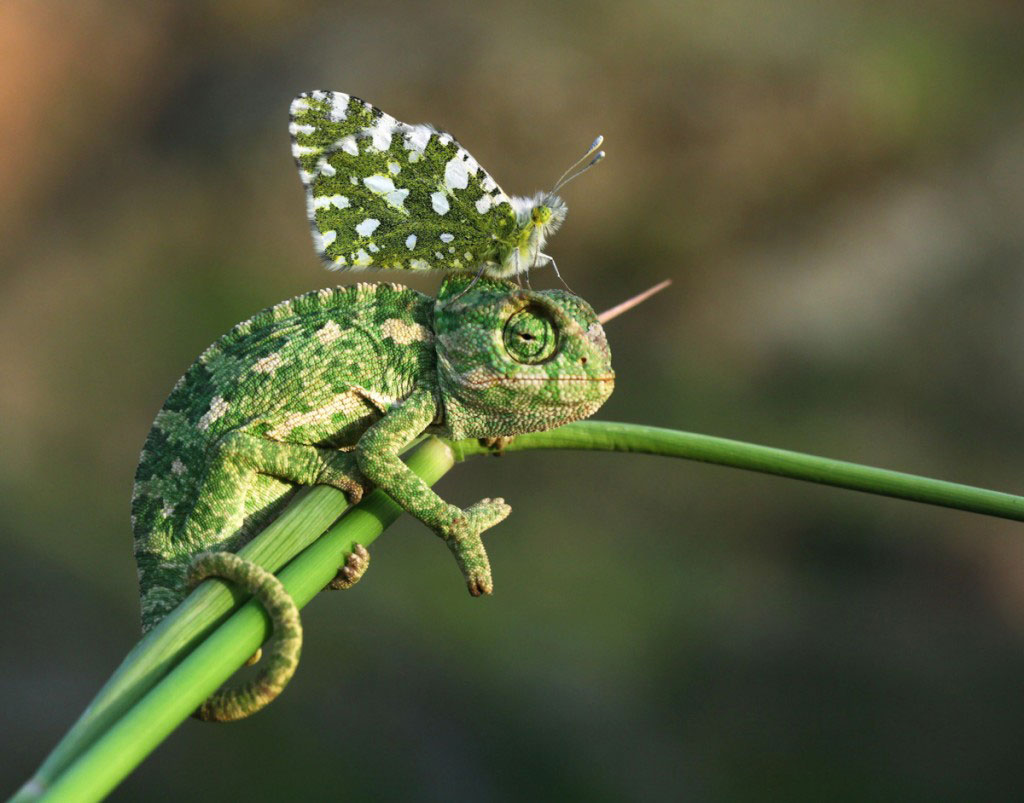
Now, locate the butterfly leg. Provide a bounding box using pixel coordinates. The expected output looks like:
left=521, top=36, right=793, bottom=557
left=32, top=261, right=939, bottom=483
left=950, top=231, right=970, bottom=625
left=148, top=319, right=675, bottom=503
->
left=540, top=253, right=574, bottom=293
left=444, top=262, right=488, bottom=303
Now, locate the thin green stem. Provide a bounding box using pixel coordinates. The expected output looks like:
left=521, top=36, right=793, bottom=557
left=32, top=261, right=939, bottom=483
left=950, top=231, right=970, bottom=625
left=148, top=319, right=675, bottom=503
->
left=14, top=486, right=355, bottom=800
left=33, top=438, right=456, bottom=803
left=15, top=420, right=1024, bottom=802
left=450, top=421, right=1024, bottom=521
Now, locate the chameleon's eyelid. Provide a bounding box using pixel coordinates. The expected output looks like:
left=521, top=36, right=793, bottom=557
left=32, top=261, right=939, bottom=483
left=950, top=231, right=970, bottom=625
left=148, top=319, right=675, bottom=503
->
left=506, top=291, right=578, bottom=333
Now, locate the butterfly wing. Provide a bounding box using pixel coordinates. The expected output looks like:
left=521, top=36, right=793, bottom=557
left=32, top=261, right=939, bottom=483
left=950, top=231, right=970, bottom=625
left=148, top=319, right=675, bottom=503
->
left=290, top=91, right=520, bottom=272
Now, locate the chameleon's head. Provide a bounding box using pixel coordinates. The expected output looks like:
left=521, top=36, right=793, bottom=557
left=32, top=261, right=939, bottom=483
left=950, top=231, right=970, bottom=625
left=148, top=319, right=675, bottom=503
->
left=433, top=275, right=614, bottom=439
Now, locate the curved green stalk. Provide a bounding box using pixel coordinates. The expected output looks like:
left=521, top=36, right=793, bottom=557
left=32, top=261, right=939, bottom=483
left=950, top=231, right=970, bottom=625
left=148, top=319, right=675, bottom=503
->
left=28, top=438, right=456, bottom=803
left=451, top=421, right=1024, bottom=521
left=15, top=420, right=1024, bottom=802
left=13, top=486, right=355, bottom=801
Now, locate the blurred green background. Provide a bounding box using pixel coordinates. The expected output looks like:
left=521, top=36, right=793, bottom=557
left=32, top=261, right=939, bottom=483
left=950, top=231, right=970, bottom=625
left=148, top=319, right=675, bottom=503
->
left=4, top=1, right=1024, bottom=799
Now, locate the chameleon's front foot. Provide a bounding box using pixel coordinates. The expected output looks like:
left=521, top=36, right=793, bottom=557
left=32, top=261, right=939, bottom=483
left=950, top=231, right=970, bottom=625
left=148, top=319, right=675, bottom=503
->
left=441, top=497, right=511, bottom=596
left=324, top=543, right=370, bottom=590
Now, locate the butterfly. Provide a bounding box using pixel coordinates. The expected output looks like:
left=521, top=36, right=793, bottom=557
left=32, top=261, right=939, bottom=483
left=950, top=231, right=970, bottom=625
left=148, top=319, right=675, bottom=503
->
left=290, top=90, right=603, bottom=279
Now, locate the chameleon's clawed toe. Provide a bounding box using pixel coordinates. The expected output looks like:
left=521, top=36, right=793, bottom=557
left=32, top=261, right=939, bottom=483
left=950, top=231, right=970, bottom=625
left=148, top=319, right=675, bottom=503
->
left=467, top=573, right=494, bottom=597
left=325, top=543, right=370, bottom=590
left=478, top=436, right=515, bottom=455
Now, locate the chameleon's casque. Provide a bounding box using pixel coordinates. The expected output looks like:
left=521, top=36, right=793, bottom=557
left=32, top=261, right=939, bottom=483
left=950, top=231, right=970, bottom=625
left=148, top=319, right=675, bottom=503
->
left=132, top=275, right=612, bottom=719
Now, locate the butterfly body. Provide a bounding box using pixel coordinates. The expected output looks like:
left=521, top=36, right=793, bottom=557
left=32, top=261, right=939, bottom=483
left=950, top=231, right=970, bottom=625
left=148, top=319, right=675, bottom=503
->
left=290, top=91, right=574, bottom=278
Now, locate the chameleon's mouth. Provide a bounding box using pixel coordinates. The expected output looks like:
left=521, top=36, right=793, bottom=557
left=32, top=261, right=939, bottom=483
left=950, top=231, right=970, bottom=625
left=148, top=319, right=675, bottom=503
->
left=462, top=375, right=615, bottom=389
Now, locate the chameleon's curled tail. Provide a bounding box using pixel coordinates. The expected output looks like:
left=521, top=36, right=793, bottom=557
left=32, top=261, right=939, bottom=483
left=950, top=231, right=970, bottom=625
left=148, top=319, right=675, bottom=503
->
left=186, top=552, right=302, bottom=723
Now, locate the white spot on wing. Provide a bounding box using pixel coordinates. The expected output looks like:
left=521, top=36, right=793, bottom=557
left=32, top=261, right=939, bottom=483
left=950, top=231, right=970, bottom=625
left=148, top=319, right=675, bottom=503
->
left=444, top=157, right=469, bottom=190
left=440, top=233, right=454, bottom=243
left=404, top=125, right=432, bottom=153
left=363, top=175, right=410, bottom=210
left=406, top=234, right=417, bottom=250
left=356, top=218, right=380, bottom=237
left=338, top=136, right=358, bottom=156
left=314, top=229, right=338, bottom=250
left=314, top=194, right=351, bottom=210
left=363, top=175, right=393, bottom=194
left=327, top=92, right=350, bottom=120
left=364, top=114, right=397, bottom=151
left=431, top=192, right=450, bottom=215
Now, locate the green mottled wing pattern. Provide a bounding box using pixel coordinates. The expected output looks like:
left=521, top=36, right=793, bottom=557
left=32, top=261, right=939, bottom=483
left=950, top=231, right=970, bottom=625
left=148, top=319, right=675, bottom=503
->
left=290, top=91, right=520, bottom=273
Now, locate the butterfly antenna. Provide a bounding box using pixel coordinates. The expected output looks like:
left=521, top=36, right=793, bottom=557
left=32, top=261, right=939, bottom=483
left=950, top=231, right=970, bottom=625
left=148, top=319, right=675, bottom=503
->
left=596, top=280, right=672, bottom=324
left=548, top=135, right=606, bottom=197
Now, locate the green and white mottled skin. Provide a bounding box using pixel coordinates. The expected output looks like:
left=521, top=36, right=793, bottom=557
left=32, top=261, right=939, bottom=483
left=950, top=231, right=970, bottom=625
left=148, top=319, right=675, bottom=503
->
left=291, top=90, right=568, bottom=277
left=132, top=274, right=614, bottom=720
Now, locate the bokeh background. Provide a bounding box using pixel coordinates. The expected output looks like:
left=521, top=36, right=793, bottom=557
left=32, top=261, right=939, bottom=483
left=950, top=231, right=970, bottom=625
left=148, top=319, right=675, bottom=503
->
left=4, top=1, right=1024, bottom=799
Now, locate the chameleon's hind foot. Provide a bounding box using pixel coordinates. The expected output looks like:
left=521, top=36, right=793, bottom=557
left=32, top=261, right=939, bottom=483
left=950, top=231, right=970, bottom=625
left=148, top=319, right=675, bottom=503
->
left=325, top=543, right=370, bottom=590
left=318, top=453, right=369, bottom=505
left=245, top=649, right=262, bottom=666
left=443, top=498, right=511, bottom=596
left=186, top=552, right=302, bottom=723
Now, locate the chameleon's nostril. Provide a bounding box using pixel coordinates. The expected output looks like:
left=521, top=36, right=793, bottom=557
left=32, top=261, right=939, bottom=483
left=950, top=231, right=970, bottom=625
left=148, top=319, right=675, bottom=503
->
left=580, top=356, right=588, bottom=365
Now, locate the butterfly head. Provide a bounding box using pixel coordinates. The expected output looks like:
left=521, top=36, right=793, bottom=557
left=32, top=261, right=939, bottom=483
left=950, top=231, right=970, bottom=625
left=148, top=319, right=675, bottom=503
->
left=532, top=196, right=568, bottom=229
left=503, top=136, right=604, bottom=275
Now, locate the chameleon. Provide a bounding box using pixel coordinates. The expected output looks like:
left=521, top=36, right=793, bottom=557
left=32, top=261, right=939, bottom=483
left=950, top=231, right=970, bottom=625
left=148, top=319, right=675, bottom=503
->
left=131, top=273, right=615, bottom=721
left=290, top=90, right=604, bottom=278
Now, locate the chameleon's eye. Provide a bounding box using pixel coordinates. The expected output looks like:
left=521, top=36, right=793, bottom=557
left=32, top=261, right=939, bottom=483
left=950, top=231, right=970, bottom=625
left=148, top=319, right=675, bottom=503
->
left=503, top=305, right=558, bottom=364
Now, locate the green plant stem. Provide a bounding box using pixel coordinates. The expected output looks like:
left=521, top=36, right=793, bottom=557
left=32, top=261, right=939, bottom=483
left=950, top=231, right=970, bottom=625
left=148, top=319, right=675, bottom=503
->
left=16, top=420, right=1024, bottom=802
left=33, top=438, right=456, bottom=803
left=14, top=487, right=354, bottom=801
left=450, top=421, right=1024, bottom=521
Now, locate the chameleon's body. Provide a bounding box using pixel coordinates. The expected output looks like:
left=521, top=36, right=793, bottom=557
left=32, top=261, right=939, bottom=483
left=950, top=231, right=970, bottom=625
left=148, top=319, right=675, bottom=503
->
left=132, top=274, right=613, bottom=719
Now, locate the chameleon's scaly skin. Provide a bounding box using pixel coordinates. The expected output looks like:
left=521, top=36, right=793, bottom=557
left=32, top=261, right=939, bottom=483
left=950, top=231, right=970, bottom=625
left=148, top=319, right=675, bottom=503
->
left=132, top=275, right=613, bottom=718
